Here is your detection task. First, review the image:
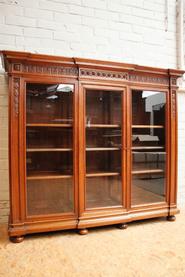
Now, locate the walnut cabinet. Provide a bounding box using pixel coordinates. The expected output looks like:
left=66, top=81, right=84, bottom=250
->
left=1, top=51, right=184, bottom=242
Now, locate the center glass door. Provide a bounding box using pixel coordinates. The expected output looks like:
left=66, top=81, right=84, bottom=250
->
left=84, top=89, right=124, bottom=209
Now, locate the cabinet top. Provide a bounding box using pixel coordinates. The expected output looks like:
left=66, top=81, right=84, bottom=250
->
left=1, top=50, right=184, bottom=87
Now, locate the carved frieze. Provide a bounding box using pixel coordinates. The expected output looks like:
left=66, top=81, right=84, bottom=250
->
left=129, top=74, right=169, bottom=85
left=22, top=64, right=78, bottom=76
left=79, top=68, right=169, bottom=85
left=11, top=62, right=171, bottom=85
left=80, top=68, right=129, bottom=80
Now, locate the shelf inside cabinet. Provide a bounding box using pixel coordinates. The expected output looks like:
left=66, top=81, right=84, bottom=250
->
left=132, top=125, right=164, bottom=129
left=132, top=146, right=165, bottom=150
left=86, top=172, right=120, bottom=177
left=86, top=147, right=120, bottom=151
left=86, top=124, right=120, bottom=128
left=26, top=148, right=72, bottom=152
left=27, top=172, right=72, bottom=180
left=132, top=169, right=164, bottom=175
left=26, top=123, right=72, bottom=128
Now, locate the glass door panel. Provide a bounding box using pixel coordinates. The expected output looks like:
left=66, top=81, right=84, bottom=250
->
left=131, top=90, right=166, bottom=206
left=85, top=90, right=123, bottom=209
left=26, top=83, right=74, bottom=216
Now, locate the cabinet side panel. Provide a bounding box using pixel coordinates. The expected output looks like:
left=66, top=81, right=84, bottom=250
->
left=169, top=89, right=178, bottom=208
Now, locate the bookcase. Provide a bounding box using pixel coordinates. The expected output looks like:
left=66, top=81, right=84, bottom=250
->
left=1, top=50, right=184, bottom=242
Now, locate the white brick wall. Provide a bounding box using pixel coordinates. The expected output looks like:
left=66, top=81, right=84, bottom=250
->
left=0, top=0, right=185, bottom=223
left=0, top=0, right=178, bottom=66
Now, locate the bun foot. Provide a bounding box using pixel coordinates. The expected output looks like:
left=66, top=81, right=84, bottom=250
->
left=117, top=223, right=128, bottom=229
left=10, top=236, right=24, bottom=243
left=167, top=215, right=176, bottom=222
left=79, top=229, right=88, bottom=235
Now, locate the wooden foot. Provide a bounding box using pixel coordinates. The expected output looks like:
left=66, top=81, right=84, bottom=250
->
left=10, top=236, right=24, bottom=243
left=117, top=223, right=128, bottom=229
left=79, top=229, right=88, bottom=235
left=167, top=215, right=176, bottom=222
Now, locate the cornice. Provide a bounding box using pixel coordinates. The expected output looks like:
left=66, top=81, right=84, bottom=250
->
left=1, top=50, right=184, bottom=86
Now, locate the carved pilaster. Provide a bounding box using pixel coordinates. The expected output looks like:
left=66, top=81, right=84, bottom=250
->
left=13, top=78, right=20, bottom=116
left=171, top=90, right=176, bottom=118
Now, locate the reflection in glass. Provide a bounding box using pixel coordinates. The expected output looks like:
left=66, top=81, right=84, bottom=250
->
left=85, top=90, right=123, bottom=208
left=131, top=90, right=166, bottom=206
left=26, top=83, right=73, bottom=124
left=27, top=179, right=73, bottom=215
left=26, top=83, right=74, bottom=216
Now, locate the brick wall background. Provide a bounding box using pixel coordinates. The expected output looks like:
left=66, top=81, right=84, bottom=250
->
left=0, top=0, right=184, bottom=223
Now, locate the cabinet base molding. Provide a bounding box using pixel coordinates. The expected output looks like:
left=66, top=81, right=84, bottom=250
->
left=8, top=218, right=77, bottom=237
left=8, top=207, right=179, bottom=240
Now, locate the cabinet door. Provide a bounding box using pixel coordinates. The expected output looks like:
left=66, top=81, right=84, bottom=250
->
left=131, top=90, right=167, bottom=206
left=26, top=83, right=76, bottom=216
left=83, top=88, right=125, bottom=210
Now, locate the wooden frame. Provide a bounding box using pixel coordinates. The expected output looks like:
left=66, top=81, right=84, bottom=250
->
left=1, top=50, right=184, bottom=242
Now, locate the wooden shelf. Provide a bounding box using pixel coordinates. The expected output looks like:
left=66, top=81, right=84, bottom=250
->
left=26, top=123, right=72, bottom=127
left=86, top=147, right=120, bottom=151
left=132, top=125, right=164, bottom=129
left=27, top=148, right=72, bottom=152
left=86, top=172, right=120, bottom=177
left=132, top=151, right=166, bottom=154
left=132, top=169, right=164, bottom=175
left=86, top=124, right=120, bottom=128
left=27, top=172, right=72, bottom=180
left=132, top=146, right=165, bottom=150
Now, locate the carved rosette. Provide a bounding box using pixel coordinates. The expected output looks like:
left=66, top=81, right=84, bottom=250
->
left=171, top=90, right=176, bottom=118
left=13, top=63, right=21, bottom=72
left=171, top=78, right=177, bottom=86
left=13, top=78, right=20, bottom=116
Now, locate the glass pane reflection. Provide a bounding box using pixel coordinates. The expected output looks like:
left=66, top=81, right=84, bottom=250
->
left=26, top=83, right=74, bottom=216
left=131, top=90, right=166, bottom=206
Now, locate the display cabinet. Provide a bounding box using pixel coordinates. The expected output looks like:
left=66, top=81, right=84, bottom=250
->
left=1, top=51, right=184, bottom=242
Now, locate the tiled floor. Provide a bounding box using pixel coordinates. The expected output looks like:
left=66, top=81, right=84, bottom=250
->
left=1, top=210, right=185, bottom=277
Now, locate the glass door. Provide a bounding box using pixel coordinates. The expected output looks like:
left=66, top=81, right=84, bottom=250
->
left=131, top=90, right=167, bottom=206
left=26, top=83, right=75, bottom=216
left=85, top=89, right=124, bottom=209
